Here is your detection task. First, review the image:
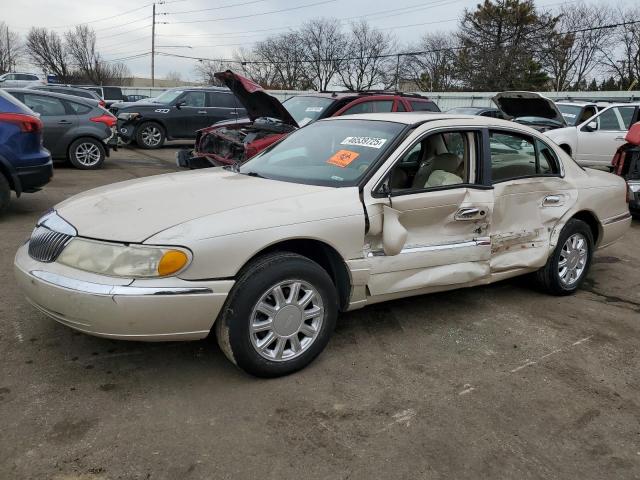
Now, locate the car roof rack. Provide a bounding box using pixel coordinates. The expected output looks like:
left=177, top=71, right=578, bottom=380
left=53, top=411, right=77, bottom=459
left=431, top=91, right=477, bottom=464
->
left=317, top=89, right=430, bottom=99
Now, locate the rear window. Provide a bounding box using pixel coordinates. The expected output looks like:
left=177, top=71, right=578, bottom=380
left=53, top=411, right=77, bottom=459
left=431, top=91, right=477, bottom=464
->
left=410, top=100, right=439, bottom=112
left=102, top=87, right=123, bottom=100
left=0, top=89, right=33, bottom=115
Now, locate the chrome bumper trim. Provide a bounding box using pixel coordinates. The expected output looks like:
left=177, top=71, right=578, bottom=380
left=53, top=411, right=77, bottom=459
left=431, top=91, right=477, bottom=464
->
left=602, top=212, right=632, bottom=225
left=30, top=270, right=213, bottom=296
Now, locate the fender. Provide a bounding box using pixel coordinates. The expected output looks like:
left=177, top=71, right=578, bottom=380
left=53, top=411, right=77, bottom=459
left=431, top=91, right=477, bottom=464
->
left=0, top=154, right=21, bottom=196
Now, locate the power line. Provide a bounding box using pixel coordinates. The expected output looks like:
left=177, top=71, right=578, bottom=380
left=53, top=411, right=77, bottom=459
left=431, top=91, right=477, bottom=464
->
left=49, top=3, right=154, bottom=29
left=165, top=0, right=270, bottom=15
left=93, top=15, right=153, bottom=33
left=166, top=0, right=339, bottom=25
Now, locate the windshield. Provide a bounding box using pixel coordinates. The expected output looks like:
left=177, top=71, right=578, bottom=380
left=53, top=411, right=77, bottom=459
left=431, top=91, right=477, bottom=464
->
left=282, top=96, right=334, bottom=126
left=154, top=89, right=184, bottom=104
left=239, top=119, right=405, bottom=187
left=556, top=104, right=583, bottom=125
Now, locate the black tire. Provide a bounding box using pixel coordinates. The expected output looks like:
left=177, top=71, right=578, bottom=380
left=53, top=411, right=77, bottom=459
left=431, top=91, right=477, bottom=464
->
left=536, top=218, right=594, bottom=295
left=215, top=252, right=338, bottom=377
left=68, top=137, right=106, bottom=169
left=135, top=122, right=165, bottom=149
left=0, top=174, right=10, bottom=214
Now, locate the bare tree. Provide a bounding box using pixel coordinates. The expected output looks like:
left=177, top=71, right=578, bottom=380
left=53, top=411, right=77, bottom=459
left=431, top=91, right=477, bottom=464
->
left=194, top=59, right=238, bottom=86
left=299, top=18, right=347, bottom=91
left=26, top=27, right=72, bottom=81
left=0, top=22, right=22, bottom=74
left=540, top=3, right=614, bottom=91
left=253, top=32, right=309, bottom=89
left=232, top=47, right=277, bottom=87
left=600, top=7, right=640, bottom=89
left=403, top=33, right=460, bottom=91
left=164, top=70, right=183, bottom=83
left=337, top=20, right=396, bottom=91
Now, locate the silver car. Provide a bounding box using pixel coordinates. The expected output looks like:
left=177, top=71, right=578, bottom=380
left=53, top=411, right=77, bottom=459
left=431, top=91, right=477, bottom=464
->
left=5, top=88, right=116, bottom=169
left=0, top=72, right=44, bottom=88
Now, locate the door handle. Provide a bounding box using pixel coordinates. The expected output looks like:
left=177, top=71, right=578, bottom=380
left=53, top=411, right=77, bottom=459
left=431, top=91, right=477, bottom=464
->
left=542, top=194, right=563, bottom=206
left=197, top=110, right=207, bottom=114
left=615, top=136, right=625, bottom=141
left=58, top=120, right=72, bottom=124
left=229, top=111, right=238, bottom=115
left=455, top=207, right=484, bottom=221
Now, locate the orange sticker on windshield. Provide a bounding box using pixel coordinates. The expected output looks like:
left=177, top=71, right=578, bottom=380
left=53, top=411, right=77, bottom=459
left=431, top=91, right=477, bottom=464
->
left=327, top=149, right=360, bottom=168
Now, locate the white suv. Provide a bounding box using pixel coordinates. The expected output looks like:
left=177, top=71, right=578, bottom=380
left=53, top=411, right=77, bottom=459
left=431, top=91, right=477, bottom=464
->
left=0, top=72, right=45, bottom=88
left=545, top=103, right=640, bottom=167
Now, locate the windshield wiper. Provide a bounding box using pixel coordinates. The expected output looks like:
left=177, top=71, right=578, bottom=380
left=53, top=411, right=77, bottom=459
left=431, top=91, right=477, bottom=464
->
left=244, top=171, right=266, bottom=179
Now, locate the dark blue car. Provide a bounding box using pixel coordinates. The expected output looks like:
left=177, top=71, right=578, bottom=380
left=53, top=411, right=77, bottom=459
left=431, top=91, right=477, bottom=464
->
left=0, top=89, right=52, bottom=213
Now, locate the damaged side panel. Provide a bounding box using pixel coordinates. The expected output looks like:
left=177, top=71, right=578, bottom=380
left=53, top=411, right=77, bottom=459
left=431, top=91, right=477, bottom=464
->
left=490, top=177, right=577, bottom=272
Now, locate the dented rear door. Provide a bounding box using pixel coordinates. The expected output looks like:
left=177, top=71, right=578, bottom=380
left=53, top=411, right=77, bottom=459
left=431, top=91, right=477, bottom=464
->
left=488, top=129, right=576, bottom=273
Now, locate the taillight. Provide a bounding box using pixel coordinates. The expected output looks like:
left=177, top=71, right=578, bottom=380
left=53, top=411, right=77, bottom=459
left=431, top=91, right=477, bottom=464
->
left=90, top=114, right=116, bottom=128
left=0, top=112, right=43, bottom=132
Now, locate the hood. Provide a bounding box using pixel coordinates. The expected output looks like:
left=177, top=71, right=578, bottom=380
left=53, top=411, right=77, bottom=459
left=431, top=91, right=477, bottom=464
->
left=214, top=70, right=298, bottom=127
left=55, top=169, right=331, bottom=243
left=493, top=91, right=566, bottom=126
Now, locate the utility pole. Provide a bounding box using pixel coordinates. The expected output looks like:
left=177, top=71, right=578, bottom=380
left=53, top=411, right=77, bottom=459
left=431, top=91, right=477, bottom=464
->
left=151, top=3, right=156, bottom=87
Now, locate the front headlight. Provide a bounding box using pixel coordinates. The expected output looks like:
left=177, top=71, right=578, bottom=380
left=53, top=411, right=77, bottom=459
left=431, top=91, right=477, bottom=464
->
left=117, top=112, right=140, bottom=121
left=57, top=238, right=191, bottom=278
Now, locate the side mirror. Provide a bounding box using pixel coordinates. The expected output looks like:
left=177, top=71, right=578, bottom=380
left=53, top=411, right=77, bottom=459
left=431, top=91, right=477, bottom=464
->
left=175, top=100, right=186, bottom=109
left=583, top=121, right=597, bottom=132
left=382, top=205, right=407, bottom=256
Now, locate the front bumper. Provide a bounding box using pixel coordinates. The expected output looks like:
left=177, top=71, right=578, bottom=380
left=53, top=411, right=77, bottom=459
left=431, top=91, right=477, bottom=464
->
left=116, top=119, right=136, bottom=143
left=14, top=244, right=233, bottom=341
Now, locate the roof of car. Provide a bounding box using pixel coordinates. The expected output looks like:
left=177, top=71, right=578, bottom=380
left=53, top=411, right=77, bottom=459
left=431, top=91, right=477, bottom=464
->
left=4, top=87, right=99, bottom=106
left=321, top=112, right=543, bottom=132
left=293, top=91, right=434, bottom=101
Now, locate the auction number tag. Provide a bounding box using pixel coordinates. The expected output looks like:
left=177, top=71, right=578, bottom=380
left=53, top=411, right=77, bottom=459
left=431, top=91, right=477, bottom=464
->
left=341, top=136, right=387, bottom=149
left=305, top=106, right=324, bottom=112
left=327, top=149, right=360, bottom=168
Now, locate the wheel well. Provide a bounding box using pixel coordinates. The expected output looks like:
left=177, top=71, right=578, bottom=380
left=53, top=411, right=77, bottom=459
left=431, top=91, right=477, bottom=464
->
left=559, top=144, right=572, bottom=156
left=246, top=239, right=352, bottom=311
left=572, top=210, right=600, bottom=244
left=137, top=120, right=166, bottom=135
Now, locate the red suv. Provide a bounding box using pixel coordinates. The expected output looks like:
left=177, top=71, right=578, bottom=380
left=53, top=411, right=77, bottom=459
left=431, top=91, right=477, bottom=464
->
left=177, top=71, right=440, bottom=169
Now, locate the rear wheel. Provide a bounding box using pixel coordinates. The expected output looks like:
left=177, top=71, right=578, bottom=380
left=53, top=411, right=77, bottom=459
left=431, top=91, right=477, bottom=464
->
left=136, top=122, right=165, bottom=149
left=536, top=219, right=594, bottom=295
left=68, top=138, right=105, bottom=169
left=215, top=252, right=338, bottom=377
left=0, top=174, right=10, bottom=214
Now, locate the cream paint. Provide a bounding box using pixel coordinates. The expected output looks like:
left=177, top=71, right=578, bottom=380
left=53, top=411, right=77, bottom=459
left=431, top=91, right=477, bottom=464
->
left=490, top=176, right=577, bottom=272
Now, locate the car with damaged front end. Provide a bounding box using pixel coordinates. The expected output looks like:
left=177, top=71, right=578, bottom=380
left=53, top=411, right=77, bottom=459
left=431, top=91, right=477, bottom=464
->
left=177, top=70, right=440, bottom=169
left=15, top=113, right=631, bottom=377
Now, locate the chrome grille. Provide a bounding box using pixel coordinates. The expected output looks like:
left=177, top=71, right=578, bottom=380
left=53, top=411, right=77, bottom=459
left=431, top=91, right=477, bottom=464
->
left=28, top=226, right=72, bottom=263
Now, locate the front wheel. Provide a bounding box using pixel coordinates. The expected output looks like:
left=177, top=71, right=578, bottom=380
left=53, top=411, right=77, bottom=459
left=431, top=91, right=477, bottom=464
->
left=135, top=122, right=165, bottom=149
left=68, top=138, right=106, bottom=169
left=536, top=218, right=594, bottom=295
left=215, top=252, right=338, bottom=377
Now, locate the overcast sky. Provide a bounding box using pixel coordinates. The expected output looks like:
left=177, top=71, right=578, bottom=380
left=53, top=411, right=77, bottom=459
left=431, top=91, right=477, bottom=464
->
left=3, top=0, right=635, bottom=81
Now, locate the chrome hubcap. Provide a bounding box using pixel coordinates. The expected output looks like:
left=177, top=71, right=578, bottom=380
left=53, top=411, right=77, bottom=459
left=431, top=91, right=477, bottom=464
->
left=558, top=233, right=588, bottom=286
left=141, top=126, right=161, bottom=146
left=250, top=280, right=324, bottom=362
left=75, top=143, right=101, bottom=166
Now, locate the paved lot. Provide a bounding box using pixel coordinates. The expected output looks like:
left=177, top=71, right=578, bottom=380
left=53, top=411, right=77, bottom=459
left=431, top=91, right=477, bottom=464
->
left=1, top=146, right=639, bottom=480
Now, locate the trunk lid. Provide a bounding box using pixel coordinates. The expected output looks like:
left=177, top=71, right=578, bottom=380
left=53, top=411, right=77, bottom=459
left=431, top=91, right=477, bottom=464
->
left=493, top=91, right=566, bottom=126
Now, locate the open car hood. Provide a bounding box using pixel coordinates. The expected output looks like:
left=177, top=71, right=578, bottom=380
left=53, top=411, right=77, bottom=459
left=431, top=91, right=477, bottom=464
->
left=493, top=91, right=566, bottom=126
left=214, top=70, right=298, bottom=127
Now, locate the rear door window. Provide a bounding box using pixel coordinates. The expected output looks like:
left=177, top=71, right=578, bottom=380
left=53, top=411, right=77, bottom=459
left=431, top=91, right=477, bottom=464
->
left=22, top=94, right=67, bottom=116
left=68, top=101, right=92, bottom=114
left=410, top=100, right=439, bottom=112
left=207, top=92, right=237, bottom=108
left=490, top=131, right=560, bottom=182
left=342, top=100, right=393, bottom=115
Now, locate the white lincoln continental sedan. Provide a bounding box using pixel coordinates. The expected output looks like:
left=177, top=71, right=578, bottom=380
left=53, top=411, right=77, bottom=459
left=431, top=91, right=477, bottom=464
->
left=15, top=113, right=631, bottom=377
